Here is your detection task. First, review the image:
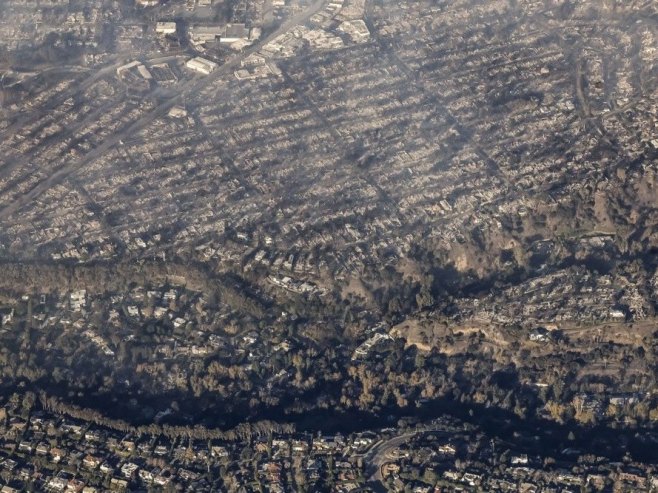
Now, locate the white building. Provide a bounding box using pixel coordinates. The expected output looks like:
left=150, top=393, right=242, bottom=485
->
left=189, top=26, right=223, bottom=45
left=186, top=57, right=218, bottom=75
left=156, top=22, right=177, bottom=35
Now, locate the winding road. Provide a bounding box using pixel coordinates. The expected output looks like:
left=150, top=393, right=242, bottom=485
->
left=363, top=428, right=448, bottom=491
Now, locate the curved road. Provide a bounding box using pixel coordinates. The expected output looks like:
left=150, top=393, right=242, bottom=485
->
left=362, top=427, right=451, bottom=491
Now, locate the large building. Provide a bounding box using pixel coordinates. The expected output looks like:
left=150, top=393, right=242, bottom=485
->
left=185, top=57, right=218, bottom=75
left=116, top=61, right=153, bottom=91
left=155, top=22, right=177, bottom=35
left=189, top=26, right=224, bottom=45
left=190, top=24, right=251, bottom=46
left=220, top=23, right=250, bottom=43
